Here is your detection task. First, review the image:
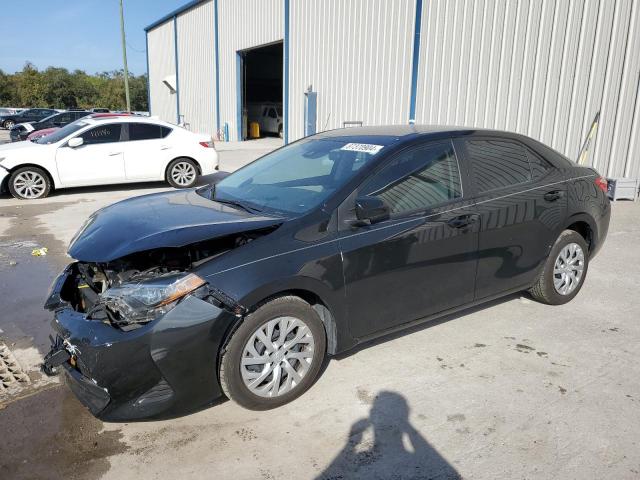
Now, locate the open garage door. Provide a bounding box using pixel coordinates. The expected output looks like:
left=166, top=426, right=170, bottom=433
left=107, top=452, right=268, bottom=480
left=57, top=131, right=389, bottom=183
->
left=238, top=41, right=283, bottom=141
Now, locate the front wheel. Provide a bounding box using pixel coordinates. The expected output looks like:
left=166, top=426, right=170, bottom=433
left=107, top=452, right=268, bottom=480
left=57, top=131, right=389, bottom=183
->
left=166, top=158, right=198, bottom=188
left=8, top=166, right=51, bottom=200
left=3, top=119, right=15, bottom=130
left=219, top=296, right=327, bottom=410
left=529, top=230, right=589, bottom=305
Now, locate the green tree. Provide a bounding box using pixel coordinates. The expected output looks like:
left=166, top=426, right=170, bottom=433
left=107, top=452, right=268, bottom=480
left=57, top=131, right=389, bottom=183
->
left=1, top=63, right=148, bottom=111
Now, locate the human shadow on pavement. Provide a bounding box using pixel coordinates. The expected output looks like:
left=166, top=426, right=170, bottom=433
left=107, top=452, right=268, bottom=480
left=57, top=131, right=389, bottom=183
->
left=317, top=391, right=460, bottom=480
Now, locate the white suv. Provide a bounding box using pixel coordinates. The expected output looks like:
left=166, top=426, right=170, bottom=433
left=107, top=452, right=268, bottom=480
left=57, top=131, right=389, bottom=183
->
left=0, top=116, right=218, bottom=199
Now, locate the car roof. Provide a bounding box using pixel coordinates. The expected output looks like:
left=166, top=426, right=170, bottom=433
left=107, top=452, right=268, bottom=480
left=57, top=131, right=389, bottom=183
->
left=79, top=115, right=173, bottom=128
left=314, top=124, right=535, bottom=147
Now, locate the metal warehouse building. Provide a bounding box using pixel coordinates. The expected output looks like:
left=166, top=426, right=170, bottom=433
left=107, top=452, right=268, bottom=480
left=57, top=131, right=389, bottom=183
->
left=146, top=0, right=640, bottom=179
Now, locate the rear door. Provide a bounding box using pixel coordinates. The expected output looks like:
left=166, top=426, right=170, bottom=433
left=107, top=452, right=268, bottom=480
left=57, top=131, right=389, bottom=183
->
left=457, top=137, right=567, bottom=299
left=339, top=139, right=479, bottom=338
left=55, top=123, right=126, bottom=186
left=122, top=122, right=173, bottom=181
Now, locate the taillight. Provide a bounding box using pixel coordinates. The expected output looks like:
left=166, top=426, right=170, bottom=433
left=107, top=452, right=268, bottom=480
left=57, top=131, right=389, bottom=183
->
left=594, top=176, right=608, bottom=193
left=199, top=140, right=215, bottom=148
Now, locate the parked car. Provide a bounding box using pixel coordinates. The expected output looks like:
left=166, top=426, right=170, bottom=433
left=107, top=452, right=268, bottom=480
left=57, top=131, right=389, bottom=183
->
left=40, top=125, right=610, bottom=421
left=0, top=107, right=24, bottom=116
left=27, top=127, right=59, bottom=142
left=0, top=108, right=58, bottom=130
left=248, top=103, right=283, bottom=137
left=0, top=116, right=218, bottom=199
left=10, top=110, right=92, bottom=142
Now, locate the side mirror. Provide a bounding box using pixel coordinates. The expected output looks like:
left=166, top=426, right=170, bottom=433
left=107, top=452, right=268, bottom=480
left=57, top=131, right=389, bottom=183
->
left=355, top=196, right=390, bottom=224
left=67, top=137, right=84, bottom=148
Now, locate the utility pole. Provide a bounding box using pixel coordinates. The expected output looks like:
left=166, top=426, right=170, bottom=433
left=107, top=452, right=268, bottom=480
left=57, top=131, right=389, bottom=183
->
left=119, top=0, right=131, bottom=111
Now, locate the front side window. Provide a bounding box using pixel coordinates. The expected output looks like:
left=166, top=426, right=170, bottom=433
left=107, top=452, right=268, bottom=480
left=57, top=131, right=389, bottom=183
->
left=359, top=141, right=462, bottom=215
left=268, top=108, right=277, bottom=119
left=211, top=138, right=384, bottom=214
left=128, top=122, right=165, bottom=141
left=465, top=139, right=531, bottom=193
left=80, top=124, right=122, bottom=145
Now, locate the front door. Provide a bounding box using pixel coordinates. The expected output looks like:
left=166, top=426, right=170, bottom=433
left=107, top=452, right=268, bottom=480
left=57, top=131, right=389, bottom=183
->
left=55, top=123, right=126, bottom=187
left=339, top=140, right=479, bottom=339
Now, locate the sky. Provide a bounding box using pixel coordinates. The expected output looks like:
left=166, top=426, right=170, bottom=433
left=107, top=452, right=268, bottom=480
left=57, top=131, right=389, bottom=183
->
left=1, top=0, right=188, bottom=76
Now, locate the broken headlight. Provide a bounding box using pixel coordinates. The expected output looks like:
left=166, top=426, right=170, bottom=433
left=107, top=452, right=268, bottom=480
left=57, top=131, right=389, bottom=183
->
left=100, top=272, right=206, bottom=324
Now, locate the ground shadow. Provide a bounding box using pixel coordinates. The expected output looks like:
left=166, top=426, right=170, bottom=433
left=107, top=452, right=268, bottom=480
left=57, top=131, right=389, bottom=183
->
left=317, top=391, right=460, bottom=480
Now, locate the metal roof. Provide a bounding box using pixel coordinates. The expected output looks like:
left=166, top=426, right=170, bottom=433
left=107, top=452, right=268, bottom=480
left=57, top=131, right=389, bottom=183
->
left=144, top=0, right=207, bottom=32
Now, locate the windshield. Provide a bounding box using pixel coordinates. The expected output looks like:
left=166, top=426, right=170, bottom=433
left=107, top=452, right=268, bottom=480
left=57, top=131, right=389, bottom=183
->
left=37, top=113, right=60, bottom=124
left=36, top=121, right=87, bottom=144
left=211, top=138, right=383, bottom=215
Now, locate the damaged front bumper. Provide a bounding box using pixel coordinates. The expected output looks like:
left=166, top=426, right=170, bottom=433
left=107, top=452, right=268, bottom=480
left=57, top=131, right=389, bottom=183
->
left=43, top=265, right=239, bottom=421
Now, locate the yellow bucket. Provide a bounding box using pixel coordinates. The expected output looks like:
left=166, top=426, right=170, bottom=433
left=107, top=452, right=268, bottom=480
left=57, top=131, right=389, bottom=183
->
left=249, top=122, right=260, bottom=139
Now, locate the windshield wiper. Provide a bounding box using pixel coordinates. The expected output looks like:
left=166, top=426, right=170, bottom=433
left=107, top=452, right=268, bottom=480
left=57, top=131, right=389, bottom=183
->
left=214, top=197, right=262, bottom=213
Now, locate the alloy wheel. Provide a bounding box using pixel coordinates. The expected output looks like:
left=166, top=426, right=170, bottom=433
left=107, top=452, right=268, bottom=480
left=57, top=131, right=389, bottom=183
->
left=13, top=171, right=47, bottom=199
left=170, top=162, right=196, bottom=186
left=240, top=316, right=315, bottom=398
left=4, top=120, right=15, bottom=130
left=553, top=242, right=585, bottom=295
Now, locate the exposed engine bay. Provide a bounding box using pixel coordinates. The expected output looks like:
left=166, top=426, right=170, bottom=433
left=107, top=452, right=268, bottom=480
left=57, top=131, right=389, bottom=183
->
left=61, top=231, right=264, bottom=330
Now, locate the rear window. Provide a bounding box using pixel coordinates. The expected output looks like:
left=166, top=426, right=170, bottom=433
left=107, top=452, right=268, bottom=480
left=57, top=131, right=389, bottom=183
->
left=465, top=139, right=531, bottom=193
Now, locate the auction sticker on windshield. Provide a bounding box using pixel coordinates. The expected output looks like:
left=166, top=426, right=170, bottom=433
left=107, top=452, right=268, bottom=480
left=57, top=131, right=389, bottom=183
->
left=340, top=143, right=384, bottom=154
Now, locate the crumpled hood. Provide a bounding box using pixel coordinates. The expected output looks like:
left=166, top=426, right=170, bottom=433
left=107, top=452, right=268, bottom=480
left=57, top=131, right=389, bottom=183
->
left=68, top=189, right=284, bottom=262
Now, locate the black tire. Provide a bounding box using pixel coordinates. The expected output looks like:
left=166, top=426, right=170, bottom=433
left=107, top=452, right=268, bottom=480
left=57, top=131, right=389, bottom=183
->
left=529, top=230, right=589, bottom=305
left=8, top=166, right=52, bottom=200
left=3, top=119, right=15, bottom=130
left=220, top=296, right=327, bottom=410
left=166, top=157, right=198, bottom=189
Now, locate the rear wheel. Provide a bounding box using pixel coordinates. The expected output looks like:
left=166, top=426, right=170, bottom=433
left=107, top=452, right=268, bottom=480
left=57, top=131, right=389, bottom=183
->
left=3, top=119, right=15, bottom=130
left=219, top=296, right=326, bottom=410
left=166, top=158, right=198, bottom=188
left=8, top=166, right=51, bottom=200
left=529, top=230, right=589, bottom=305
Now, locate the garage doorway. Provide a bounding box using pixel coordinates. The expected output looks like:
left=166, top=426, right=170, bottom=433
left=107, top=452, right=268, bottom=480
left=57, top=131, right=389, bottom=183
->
left=237, top=41, right=283, bottom=141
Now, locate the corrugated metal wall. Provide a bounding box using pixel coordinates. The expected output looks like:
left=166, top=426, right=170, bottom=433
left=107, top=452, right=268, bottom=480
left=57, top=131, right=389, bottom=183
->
left=177, top=0, right=216, bottom=136
left=289, top=0, right=416, bottom=141
left=217, top=0, right=283, bottom=141
left=414, top=0, right=640, bottom=178
left=147, top=21, right=177, bottom=124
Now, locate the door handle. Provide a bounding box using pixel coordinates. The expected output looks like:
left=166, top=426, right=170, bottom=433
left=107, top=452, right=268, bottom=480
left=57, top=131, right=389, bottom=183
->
left=544, top=190, right=564, bottom=202
left=447, top=214, right=478, bottom=229
left=108, top=152, right=122, bottom=156
left=160, top=145, right=170, bottom=150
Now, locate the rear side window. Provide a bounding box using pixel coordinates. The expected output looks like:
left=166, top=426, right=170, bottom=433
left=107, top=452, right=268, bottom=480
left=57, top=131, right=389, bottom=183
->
left=526, top=148, right=553, bottom=180
left=129, top=122, right=166, bottom=141
left=360, top=141, right=462, bottom=215
left=80, top=124, right=122, bottom=145
left=465, top=139, right=531, bottom=193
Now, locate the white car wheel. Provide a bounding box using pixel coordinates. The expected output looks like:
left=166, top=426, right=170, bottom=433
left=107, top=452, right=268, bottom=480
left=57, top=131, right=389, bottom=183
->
left=167, top=158, right=198, bottom=188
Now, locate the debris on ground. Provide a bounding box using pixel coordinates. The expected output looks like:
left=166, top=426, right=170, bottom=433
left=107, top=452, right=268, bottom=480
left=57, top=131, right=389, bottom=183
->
left=31, top=247, right=48, bottom=257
